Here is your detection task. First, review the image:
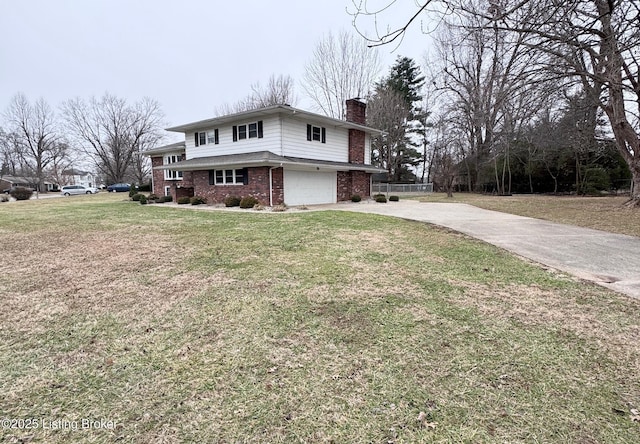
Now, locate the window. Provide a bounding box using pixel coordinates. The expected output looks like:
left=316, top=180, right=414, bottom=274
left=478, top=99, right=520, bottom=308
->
left=233, top=121, right=263, bottom=142
left=195, top=129, right=219, bottom=146
left=248, top=122, right=258, bottom=138
left=306, top=124, right=326, bottom=143
left=209, top=168, right=247, bottom=185
left=238, top=125, right=247, bottom=140
left=164, top=154, right=183, bottom=180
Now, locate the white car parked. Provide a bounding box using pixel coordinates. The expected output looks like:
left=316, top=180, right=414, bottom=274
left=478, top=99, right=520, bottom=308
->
left=60, top=185, right=99, bottom=196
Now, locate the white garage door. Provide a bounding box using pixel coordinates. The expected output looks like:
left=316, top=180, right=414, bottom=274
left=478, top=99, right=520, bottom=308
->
left=283, top=170, right=337, bottom=205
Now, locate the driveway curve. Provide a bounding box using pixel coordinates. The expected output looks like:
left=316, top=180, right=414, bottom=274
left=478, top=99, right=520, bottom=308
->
left=326, top=200, right=640, bottom=299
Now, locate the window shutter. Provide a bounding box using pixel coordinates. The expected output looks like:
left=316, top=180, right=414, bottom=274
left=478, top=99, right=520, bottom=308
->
left=209, top=170, right=215, bottom=186
left=306, top=124, right=312, bottom=141
left=232, top=126, right=238, bottom=142
left=194, top=132, right=199, bottom=147
left=214, top=128, right=219, bottom=144
left=242, top=168, right=249, bottom=185
left=321, top=127, right=326, bottom=143
left=257, top=121, right=263, bottom=138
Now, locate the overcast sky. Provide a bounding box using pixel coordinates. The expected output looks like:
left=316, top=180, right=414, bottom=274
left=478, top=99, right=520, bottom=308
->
left=1, top=0, right=432, bottom=141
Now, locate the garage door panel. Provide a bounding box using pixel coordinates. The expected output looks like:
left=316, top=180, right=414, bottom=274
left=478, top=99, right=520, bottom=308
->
left=283, top=170, right=336, bottom=205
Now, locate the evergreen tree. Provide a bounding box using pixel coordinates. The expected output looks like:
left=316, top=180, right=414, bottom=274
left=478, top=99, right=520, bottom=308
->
left=368, top=56, right=425, bottom=182
left=379, top=56, right=425, bottom=119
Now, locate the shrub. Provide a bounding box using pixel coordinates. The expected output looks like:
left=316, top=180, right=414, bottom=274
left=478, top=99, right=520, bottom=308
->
left=272, top=204, right=287, bottom=212
left=129, top=186, right=137, bottom=198
left=389, top=195, right=400, bottom=201
left=10, top=187, right=33, bottom=201
left=177, top=197, right=191, bottom=205
left=137, top=182, right=151, bottom=192
left=131, top=193, right=143, bottom=202
left=162, top=195, right=173, bottom=203
left=0, top=195, right=8, bottom=203
left=190, top=196, right=207, bottom=205
left=139, top=195, right=147, bottom=205
left=147, top=194, right=162, bottom=204
left=375, top=194, right=387, bottom=203
left=240, top=196, right=259, bottom=209
left=224, top=196, right=241, bottom=207
left=351, top=194, right=362, bottom=202
left=580, top=168, right=611, bottom=195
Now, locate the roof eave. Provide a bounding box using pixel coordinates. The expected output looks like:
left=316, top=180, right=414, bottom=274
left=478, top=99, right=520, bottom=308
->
left=154, top=160, right=384, bottom=174
left=164, top=105, right=385, bottom=135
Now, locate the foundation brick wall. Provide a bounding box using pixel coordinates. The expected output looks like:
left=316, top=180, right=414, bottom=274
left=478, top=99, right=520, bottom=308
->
left=337, top=171, right=351, bottom=201
left=151, top=157, right=165, bottom=197
left=337, top=170, right=371, bottom=201
left=151, top=157, right=193, bottom=201
left=350, top=170, right=370, bottom=197
left=191, top=167, right=284, bottom=206
left=271, top=168, right=284, bottom=205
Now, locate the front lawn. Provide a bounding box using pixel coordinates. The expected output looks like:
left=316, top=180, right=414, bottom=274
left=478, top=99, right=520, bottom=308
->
left=1, top=194, right=639, bottom=443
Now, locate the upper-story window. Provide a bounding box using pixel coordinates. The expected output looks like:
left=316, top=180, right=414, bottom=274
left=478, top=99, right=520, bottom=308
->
left=164, top=154, right=183, bottom=180
left=233, top=121, right=263, bottom=141
left=195, top=129, right=219, bottom=147
left=307, top=124, right=326, bottom=143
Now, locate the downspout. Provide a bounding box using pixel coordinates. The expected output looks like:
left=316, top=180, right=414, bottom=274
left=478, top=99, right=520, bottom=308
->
left=280, top=114, right=286, bottom=157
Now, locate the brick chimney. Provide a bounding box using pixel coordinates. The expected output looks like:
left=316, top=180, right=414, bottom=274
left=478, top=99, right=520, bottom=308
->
left=345, top=98, right=366, bottom=125
left=346, top=99, right=366, bottom=164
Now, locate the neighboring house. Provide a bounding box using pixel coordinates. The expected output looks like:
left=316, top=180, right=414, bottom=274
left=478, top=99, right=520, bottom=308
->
left=61, top=169, right=99, bottom=188
left=0, top=175, right=55, bottom=193
left=145, top=99, right=384, bottom=206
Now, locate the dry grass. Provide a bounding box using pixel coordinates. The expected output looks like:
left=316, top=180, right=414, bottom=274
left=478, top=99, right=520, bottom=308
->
left=1, top=194, right=639, bottom=443
left=420, top=193, right=640, bottom=237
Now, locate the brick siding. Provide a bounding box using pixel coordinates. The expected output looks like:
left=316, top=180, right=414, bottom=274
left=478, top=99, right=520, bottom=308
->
left=338, top=170, right=371, bottom=201
left=190, top=167, right=284, bottom=206
left=151, top=156, right=193, bottom=201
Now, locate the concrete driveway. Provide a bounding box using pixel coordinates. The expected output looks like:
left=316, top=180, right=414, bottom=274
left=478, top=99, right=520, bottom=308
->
left=327, top=200, right=640, bottom=299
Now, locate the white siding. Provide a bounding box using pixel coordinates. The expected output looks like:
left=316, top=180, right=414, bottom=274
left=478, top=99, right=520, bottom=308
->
left=179, top=112, right=375, bottom=165
left=185, top=115, right=282, bottom=160
left=281, top=119, right=349, bottom=162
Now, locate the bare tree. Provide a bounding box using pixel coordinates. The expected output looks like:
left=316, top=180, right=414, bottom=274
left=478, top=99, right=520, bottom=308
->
left=46, top=141, right=75, bottom=187
left=131, top=133, right=158, bottom=186
left=3, top=93, right=62, bottom=192
left=431, top=2, right=543, bottom=192
left=302, top=29, right=382, bottom=118
left=216, top=74, right=297, bottom=115
left=0, top=128, right=21, bottom=178
left=430, top=114, right=463, bottom=197
left=62, top=94, right=164, bottom=185
left=352, top=0, right=640, bottom=204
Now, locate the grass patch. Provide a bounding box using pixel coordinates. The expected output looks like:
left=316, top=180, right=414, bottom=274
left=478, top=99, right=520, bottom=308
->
left=1, top=194, right=639, bottom=442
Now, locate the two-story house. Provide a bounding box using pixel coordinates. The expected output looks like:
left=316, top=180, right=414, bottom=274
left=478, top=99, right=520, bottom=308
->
left=61, top=169, right=99, bottom=188
left=146, top=99, right=383, bottom=206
